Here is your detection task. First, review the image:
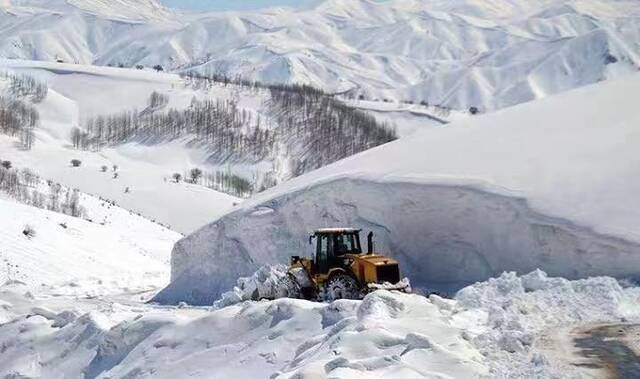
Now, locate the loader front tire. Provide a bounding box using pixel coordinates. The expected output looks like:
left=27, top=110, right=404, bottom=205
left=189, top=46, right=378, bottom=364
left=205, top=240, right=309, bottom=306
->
left=323, top=274, right=361, bottom=302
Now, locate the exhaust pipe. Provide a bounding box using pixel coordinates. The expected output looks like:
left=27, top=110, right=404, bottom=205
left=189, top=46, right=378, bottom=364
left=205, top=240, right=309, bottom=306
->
left=367, top=231, right=374, bottom=254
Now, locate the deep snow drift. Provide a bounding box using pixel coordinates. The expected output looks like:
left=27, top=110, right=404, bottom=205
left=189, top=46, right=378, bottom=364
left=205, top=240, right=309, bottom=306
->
left=157, top=73, right=640, bottom=305
left=1, top=0, right=639, bottom=110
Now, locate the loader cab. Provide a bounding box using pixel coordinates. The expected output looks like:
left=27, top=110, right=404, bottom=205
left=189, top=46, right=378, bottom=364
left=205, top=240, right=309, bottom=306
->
left=310, top=228, right=362, bottom=274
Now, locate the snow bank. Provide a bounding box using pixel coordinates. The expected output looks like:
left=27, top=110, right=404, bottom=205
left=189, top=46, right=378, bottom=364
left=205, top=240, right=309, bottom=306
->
left=157, top=179, right=640, bottom=305
left=158, top=73, right=640, bottom=305
left=3, top=268, right=638, bottom=378
left=213, top=264, right=290, bottom=308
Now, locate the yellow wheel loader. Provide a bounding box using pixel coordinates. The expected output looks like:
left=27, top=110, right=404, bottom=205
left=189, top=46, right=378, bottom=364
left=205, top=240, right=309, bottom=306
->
left=285, top=228, right=410, bottom=301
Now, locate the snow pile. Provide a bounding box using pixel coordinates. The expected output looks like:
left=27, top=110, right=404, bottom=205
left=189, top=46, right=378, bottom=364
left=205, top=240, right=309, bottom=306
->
left=0, top=286, right=487, bottom=378
left=214, top=264, right=289, bottom=308
left=455, top=270, right=640, bottom=376
left=212, top=264, right=413, bottom=309
left=159, top=73, right=640, bottom=305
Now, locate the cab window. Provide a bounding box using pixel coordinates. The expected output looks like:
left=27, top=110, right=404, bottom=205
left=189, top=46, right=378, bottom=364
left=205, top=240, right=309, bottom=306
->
left=316, top=235, right=330, bottom=273
left=333, top=233, right=361, bottom=256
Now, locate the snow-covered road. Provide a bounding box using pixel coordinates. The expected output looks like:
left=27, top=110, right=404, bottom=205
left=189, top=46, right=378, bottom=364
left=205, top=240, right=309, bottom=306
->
left=541, top=323, right=640, bottom=378
left=574, top=324, right=640, bottom=377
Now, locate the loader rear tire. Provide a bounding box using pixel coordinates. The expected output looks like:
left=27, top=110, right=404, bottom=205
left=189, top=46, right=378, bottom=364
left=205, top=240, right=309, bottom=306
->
left=323, top=274, right=361, bottom=302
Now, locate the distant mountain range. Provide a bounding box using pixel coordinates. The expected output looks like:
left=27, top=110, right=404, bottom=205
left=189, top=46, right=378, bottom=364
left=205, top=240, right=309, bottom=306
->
left=1, top=0, right=639, bottom=110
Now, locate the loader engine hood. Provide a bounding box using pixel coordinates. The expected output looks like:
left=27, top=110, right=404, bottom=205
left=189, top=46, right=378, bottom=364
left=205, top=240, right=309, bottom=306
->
left=352, top=254, right=399, bottom=266
left=350, top=254, right=401, bottom=285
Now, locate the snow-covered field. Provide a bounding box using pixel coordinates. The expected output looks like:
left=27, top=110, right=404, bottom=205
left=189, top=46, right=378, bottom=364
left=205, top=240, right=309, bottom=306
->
left=160, top=72, right=640, bottom=304
left=2, top=0, right=640, bottom=111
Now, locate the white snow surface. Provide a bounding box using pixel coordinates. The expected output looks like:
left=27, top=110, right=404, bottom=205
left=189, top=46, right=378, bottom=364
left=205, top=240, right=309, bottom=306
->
left=1, top=263, right=638, bottom=377
left=158, top=73, right=640, bottom=305
left=0, top=286, right=487, bottom=378
left=1, top=0, right=639, bottom=110
left=0, top=195, right=181, bottom=296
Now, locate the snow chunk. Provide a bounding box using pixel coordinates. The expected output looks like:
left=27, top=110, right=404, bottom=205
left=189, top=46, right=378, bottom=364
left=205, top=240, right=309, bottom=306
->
left=214, top=265, right=289, bottom=308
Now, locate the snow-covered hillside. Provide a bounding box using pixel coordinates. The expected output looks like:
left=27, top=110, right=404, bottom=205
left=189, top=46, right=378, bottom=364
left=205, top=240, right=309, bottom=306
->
left=0, top=195, right=181, bottom=295
left=4, top=0, right=173, bottom=22
left=157, top=73, right=640, bottom=305
left=0, top=60, right=243, bottom=233
left=1, top=59, right=418, bottom=232
left=1, top=0, right=640, bottom=111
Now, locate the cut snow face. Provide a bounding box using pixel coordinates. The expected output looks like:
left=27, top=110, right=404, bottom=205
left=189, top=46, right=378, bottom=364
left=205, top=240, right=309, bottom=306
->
left=1, top=0, right=639, bottom=110
left=158, top=73, right=640, bottom=305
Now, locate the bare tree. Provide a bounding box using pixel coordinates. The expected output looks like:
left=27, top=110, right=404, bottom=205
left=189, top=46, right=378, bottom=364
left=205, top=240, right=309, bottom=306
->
left=0, top=96, right=40, bottom=150
left=190, top=168, right=203, bottom=184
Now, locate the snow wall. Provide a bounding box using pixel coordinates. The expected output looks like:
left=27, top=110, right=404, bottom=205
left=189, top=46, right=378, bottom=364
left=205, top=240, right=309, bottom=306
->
left=154, top=178, right=640, bottom=305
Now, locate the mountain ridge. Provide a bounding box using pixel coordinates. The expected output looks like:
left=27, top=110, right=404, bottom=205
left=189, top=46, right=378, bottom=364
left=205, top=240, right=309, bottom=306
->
left=0, top=0, right=638, bottom=111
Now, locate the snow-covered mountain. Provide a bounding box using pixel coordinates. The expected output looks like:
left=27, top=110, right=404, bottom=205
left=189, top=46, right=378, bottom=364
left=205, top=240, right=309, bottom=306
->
left=3, top=0, right=173, bottom=21
left=1, top=0, right=639, bottom=111
left=157, top=72, right=640, bottom=305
